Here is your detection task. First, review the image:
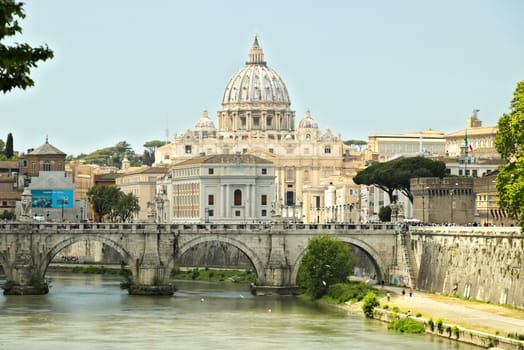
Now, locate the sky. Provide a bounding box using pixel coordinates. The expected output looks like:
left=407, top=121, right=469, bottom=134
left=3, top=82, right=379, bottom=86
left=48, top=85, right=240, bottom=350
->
left=1, top=0, right=524, bottom=157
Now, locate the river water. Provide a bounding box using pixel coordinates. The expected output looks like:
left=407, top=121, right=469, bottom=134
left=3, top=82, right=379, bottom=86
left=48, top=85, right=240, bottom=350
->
left=0, top=273, right=479, bottom=350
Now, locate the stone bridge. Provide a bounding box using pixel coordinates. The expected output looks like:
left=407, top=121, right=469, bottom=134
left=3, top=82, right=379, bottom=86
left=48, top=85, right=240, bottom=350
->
left=0, top=222, right=400, bottom=296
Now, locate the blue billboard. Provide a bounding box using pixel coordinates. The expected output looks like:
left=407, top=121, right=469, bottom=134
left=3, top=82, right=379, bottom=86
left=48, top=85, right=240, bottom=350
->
left=31, top=190, right=74, bottom=209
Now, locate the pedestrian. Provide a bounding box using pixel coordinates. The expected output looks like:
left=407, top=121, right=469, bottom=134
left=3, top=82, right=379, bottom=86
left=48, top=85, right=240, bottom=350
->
left=381, top=280, right=384, bottom=288
left=408, top=287, right=413, bottom=297
left=386, top=292, right=391, bottom=302
left=402, top=288, right=405, bottom=296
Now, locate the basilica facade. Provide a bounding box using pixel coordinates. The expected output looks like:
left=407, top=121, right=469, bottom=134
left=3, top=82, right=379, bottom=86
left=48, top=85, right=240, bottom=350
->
left=155, top=36, right=364, bottom=223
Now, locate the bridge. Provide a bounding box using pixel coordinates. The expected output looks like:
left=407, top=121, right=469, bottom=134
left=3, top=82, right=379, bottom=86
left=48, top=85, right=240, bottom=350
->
left=0, top=222, right=401, bottom=296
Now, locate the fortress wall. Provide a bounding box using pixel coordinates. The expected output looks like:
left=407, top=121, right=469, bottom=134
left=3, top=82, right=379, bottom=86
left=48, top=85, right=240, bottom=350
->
left=411, top=228, right=524, bottom=308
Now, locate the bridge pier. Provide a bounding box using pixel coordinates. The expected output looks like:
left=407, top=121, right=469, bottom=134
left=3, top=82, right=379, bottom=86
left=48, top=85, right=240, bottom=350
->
left=127, top=264, right=175, bottom=296
left=3, top=263, right=49, bottom=295
left=251, top=233, right=299, bottom=295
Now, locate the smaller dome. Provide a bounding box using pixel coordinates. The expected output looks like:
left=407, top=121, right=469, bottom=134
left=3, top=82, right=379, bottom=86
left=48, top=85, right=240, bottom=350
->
left=298, top=110, right=318, bottom=129
left=195, top=109, right=216, bottom=130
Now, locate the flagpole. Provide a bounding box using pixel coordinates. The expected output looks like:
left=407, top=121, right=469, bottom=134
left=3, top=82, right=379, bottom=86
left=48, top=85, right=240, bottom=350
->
left=464, top=128, right=468, bottom=176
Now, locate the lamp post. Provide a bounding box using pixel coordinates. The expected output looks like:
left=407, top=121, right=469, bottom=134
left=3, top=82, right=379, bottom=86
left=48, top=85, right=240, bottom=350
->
left=450, top=182, right=458, bottom=224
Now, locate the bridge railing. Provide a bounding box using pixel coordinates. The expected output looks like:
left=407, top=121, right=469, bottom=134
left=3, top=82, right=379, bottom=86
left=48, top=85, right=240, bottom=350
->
left=0, top=221, right=399, bottom=234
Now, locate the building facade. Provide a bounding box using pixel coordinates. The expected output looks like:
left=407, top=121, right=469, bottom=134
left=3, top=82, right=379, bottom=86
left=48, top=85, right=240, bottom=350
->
left=163, top=154, right=275, bottom=224
left=115, top=167, right=168, bottom=222
left=155, top=36, right=364, bottom=223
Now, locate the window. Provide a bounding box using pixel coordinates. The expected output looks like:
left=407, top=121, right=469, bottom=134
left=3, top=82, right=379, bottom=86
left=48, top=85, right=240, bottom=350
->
left=22, top=159, right=27, bottom=167
left=234, top=189, right=242, bottom=206
left=261, top=168, right=267, bottom=175
left=43, top=161, right=51, bottom=171
left=235, top=210, right=241, bottom=217
left=242, top=148, right=247, bottom=154
left=286, top=169, right=294, bottom=181
left=269, top=148, right=274, bottom=153
left=261, top=195, right=267, bottom=205
left=164, top=155, right=170, bottom=160
left=304, top=170, right=310, bottom=181
left=262, top=209, right=267, bottom=217
left=208, top=195, right=214, bottom=205
left=208, top=168, right=214, bottom=175
left=324, top=146, right=331, bottom=154
left=185, top=145, right=192, bottom=154
left=286, top=191, right=294, bottom=205
left=208, top=209, right=214, bottom=217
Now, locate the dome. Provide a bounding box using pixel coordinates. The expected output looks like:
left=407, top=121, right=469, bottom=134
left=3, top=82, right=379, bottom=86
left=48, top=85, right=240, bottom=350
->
left=221, top=35, right=291, bottom=107
left=194, top=109, right=216, bottom=130
left=298, top=110, right=318, bottom=129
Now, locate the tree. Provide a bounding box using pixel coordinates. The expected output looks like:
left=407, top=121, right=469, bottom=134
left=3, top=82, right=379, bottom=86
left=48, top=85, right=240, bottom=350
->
left=378, top=206, right=392, bottom=222
left=81, top=141, right=140, bottom=168
left=0, top=0, right=54, bottom=93
left=494, top=80, right=524, bottom=229
left=115, top=192, right=140, bottom=223
left=87, top=185, right=121, bottom=222
left=297, top=236, right=355, bottom=299
left=143, top=140, right=167, bottom=166
left=353, top=157, right=447, bottom=203
left=362, top=291, right=380, bottom=318
left=343, top=139, right=367, bottom=151
left=5, top=132, right=13, bottom=158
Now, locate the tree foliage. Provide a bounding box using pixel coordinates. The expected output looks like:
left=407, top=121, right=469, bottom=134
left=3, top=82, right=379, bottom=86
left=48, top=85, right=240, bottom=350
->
left=87, top=185, right=140, bottom=222
left=297, top=236, right=355, bottom=299
left=494, top=80, right=524, bottom=229
left=0, top=0, right=54, bottom=93
left=79, top=141, right=141, bottom=168
left=143, top=140, right=167, bottom=166
left=5, top=132, right=13, bottom=158
left=353, top=157, right=447, bottom=203
left=362, top=291, right=380, bottom=318
left=87, top=186, right=120, bottom=222
left=378, top=205, right=392, bottom=222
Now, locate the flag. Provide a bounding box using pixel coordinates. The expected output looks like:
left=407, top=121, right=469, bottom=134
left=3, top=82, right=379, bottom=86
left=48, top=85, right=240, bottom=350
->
left=464, top=129, right=473, bottom=152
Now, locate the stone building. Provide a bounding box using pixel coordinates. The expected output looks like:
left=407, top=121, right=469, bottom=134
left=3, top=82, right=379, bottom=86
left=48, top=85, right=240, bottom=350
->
left=164, top=153, right=275, bottom=224
left=0, top=160, right=22, bottom=217
left=115, top=167, right=168, bottom=222
left=20, top=137, right=66, bottom=177
left=445, top=110, right=501, bottom=177
left=154, top=36, right=364, bottom=223
left=411, top=177, right=476, bottom=225
left=366, top=129, right=446, bottom=162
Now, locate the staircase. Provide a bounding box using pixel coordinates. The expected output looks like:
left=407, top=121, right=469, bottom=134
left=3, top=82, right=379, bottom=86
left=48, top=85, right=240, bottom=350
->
left=399, top=231, right=419, bottom=288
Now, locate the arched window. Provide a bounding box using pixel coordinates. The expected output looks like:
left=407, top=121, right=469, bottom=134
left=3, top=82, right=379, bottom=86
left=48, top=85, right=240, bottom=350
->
left=234, top=189, right=242, bottom=206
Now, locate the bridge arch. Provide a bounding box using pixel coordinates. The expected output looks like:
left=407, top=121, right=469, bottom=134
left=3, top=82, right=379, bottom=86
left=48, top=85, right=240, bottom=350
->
left=290, top=236, right=388, bottom=285
left=40, top=235, right=133, bottom=275
left=173, top=236, right=265, bottom=282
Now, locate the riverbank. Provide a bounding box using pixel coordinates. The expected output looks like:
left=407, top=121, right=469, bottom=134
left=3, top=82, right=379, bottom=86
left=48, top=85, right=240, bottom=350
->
left=338, top=286, right=524, bottom=349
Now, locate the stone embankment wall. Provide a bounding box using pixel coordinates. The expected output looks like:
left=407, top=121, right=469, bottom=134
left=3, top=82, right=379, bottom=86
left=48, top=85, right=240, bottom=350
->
left=373, top=308, right=524, bottom=350
left=410, top=227, right=524, bottom=308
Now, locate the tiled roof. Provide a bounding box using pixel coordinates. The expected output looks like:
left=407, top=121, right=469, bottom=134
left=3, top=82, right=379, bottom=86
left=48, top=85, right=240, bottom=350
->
left=29, top=139, right=66, bottom=156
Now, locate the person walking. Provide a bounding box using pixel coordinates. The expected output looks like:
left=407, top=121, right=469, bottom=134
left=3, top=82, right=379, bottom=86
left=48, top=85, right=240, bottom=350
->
left=386, top=292, right=391, bottom=302
left=408, top=287, right=413, bottom=297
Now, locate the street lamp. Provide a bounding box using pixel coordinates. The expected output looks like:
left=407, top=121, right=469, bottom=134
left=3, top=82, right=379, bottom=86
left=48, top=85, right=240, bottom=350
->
left=450, top=183, right=458, bottom=224
left=422, top=186, right=430, bottom=223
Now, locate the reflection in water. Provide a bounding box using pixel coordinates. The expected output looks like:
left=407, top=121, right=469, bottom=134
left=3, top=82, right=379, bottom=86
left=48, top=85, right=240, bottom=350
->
left=0, top=273, right=479, bottom=350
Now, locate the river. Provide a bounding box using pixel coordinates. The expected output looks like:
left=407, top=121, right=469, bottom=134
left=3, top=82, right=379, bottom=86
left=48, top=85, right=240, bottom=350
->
left=0, top=273, right=480, bottom=350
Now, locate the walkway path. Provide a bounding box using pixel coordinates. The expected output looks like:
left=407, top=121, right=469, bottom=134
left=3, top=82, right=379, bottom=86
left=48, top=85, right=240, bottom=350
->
left=380, top=286, right=524, bottom=336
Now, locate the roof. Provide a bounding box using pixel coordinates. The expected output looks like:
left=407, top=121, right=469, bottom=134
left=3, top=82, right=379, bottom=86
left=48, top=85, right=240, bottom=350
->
left=174, top=153, right=274, bottom=167
left=446, top=126, right=498, bottom=138
left=29, top=137, right=66, bottom=156
left=118, top=166, right=168, bottom=176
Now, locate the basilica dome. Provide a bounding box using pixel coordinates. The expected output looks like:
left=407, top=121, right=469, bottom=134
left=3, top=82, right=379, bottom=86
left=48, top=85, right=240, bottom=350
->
left=298, top=110, right=318, bottom=129
left=221, top=36, right=291, bottom=107
left=194, top=109, right=216, bottom=130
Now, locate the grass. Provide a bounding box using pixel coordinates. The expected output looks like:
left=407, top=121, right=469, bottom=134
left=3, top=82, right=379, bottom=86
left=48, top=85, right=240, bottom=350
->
left=322, top=282, right=383, bottom=304
left=388, top=317, right=425, bottom=334
left=71, top=265, right=131, bottom=276
left=170, top=267, right=256, bottom=284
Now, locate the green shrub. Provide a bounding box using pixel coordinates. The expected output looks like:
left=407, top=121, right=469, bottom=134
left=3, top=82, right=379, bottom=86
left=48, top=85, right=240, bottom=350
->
left=326, top=282, right=375, bottom=304
left=452, top=326, right=460, bottom=339
left=388, top=317, right=425, bottom=334
left=415, top=313, right=422, bottom=317
left=362, top=292, right=379, bottom=318
left=446, top=326, right=452, bottom=337
left=436, top=319, right=444, bottom=334
left=427, top=319, right=435, bottom=332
